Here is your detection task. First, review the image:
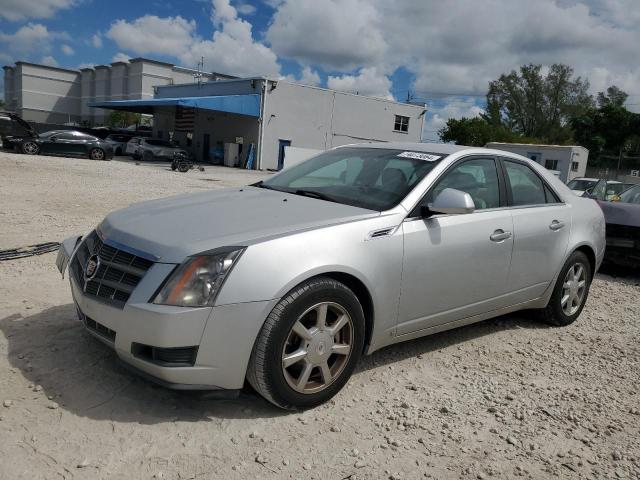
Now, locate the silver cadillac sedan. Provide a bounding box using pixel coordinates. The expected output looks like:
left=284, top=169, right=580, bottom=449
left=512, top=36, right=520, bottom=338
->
left=56, top=143, right=605, bottom=410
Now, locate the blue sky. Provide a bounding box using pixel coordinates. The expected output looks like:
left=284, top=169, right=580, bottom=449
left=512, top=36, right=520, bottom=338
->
left=2, top=0, right=640, bottom=139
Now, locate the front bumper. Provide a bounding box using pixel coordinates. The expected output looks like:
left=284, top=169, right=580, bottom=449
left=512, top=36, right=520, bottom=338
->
left=57, top=236, right=277, bottom=391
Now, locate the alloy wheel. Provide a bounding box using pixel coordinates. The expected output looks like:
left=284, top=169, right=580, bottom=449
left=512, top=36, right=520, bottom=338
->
left=281, top=302, right=354, bottom=394
left=90, top=148, right=105, bottom=160
left=23, top=142, right=38, bottom=155
left=561, top=263, right=587, bottom=316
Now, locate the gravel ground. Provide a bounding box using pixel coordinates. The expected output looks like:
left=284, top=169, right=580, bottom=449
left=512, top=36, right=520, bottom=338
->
left=0, top=150, right=639, bottom=480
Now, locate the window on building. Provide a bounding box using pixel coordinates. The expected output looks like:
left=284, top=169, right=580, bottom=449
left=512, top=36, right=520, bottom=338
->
left=571, top=161, right=579, bottom=172
left=545, top=159, right=558, bottom=170
left=394, top=115, right=409, bottom=133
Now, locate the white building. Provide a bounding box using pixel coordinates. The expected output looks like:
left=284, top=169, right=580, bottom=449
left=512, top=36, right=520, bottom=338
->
left=92, top=77, right=426, bottom=170
left=3, top=59, right=233, bottom=125
left=486, top=142, right=589, bottom=182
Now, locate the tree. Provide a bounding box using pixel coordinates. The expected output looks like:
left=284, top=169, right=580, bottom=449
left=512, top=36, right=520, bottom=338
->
left=107, top=110, right=141, bottom=128
left=486, top=64, right=593, bottom=143
left=570, top=101, right=640, bottom=166
left=596, top=85, right=628, bottom=108
left=438, top=117, right=515, bottom=146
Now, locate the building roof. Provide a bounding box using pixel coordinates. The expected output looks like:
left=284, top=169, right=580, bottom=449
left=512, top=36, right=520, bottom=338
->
left=89, top=94, right=261, bottom=117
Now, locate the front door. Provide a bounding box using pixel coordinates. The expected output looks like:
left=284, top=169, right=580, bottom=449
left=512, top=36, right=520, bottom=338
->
left=398, top=157, right=514, bottom=335
left=202, top=134, right=210, bottom=163
left=502, top=159, right=571, bottom=301
left=278, top=139, right=291, bottom=170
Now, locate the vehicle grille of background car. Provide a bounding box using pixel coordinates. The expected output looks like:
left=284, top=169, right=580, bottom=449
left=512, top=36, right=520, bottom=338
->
left=70, top=231, right=154, bottom=309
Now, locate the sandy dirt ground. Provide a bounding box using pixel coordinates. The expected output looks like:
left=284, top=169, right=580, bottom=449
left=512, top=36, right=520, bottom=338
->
left=0, top=151, right=639, bottom=480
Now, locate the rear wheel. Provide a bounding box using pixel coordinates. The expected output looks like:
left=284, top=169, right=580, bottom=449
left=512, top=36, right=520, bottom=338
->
left=22, top=141, right=39, bottom=155
left=247, top=277, right=365, bottom=410
left=89, top=148, right=106, bottom=161
left=537, top=251, right=592, bottom=326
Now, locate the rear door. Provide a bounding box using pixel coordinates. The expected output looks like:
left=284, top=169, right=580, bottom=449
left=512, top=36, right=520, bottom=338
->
left=501, top=158, right=571, bottom=302
left=50, top=132, right=86, bottom=156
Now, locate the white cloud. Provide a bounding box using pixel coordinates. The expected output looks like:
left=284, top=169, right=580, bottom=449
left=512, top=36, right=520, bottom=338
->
left=61, top=44, right=74, bottom=56
left=282, top=66, right=321, bottom=86
left=41, top=55, right=58, bottom=67
left=267, top=0, right=640, bottom=106
left=106, top=15, right=196, bottom=57
left=235, top=2, right=256, bottom=15
left=0, top=0, right=77, bottom=22
left=105, top=0, right=280, bottom=77
left=0, top=23, right=69, bottom=56
left=267, top=0, right=386, bottom=71
left=422, top=98, right=484, bottom=141
left=111, top=52, right=131, bottom=63
left=327, top=67, right=393, bottom=99
left=91, top=33, right=102, bottom=48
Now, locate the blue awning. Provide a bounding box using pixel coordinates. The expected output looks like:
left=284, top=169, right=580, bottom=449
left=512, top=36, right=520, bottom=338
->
left=88, top=94, right=261, bottom=117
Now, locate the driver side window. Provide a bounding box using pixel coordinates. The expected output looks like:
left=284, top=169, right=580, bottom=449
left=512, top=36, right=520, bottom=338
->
left=428, top=157, right=500, bottom=210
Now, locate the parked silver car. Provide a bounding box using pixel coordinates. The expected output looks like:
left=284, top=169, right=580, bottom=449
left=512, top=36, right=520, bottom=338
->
left=57, top=143, right=605, bottom=409
left=125, top=137, right=187, bottom=161
left=104, top=133, right=134, bottom=156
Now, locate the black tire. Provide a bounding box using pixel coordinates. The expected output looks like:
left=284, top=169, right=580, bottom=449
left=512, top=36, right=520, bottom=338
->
left=142, top=150, right=154, bottom=162
left=89, top=148, right=106, bottom=161
left=21, top=141, right=40, bottom=155
left=537, top=251, right=592, bottom=326
left=247, top=277, right=365, bottom=410
left=177, top=162, right=190, bottom=173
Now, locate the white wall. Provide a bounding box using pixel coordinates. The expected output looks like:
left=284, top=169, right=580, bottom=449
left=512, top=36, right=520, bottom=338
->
left=261, top=81, right=425, bottom=170
left=486, top=143, right=589, bottom=182
left=283, top=146, right=322, bottom=169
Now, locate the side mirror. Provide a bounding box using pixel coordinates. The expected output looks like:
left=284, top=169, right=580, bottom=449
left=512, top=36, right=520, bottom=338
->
left=422, top=188, right=476, bottom=216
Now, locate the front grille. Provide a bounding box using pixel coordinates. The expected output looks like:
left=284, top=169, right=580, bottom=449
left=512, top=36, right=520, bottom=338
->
left=132, top=343, right=198, bottom=367
left=71, top=230, right=154, bottom=309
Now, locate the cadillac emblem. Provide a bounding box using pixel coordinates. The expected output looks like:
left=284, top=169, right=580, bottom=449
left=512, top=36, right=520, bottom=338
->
left=85, top=255, right=100, bottom=280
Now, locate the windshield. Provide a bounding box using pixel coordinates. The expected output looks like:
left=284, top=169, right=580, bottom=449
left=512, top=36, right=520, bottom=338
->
left=607, top=183, right=632, bottom=195
left=260, top=147, right=444, bottom=211
left=567, top=179, right=598, bottom=191
left=618, top=184, right=640, bottom=204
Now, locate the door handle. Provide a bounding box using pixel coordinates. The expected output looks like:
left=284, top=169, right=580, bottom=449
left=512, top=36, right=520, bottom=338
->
left=549, top=220, right=565, bottom=231
left=490, top=229, right=512, bottom=242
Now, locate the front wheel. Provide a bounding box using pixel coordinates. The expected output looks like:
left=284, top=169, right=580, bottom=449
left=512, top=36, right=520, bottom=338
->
left=247, top=277, right=365, bottom=410
left=22, top=141, right=40, bottom=155
left=537, top=251, right=592, bottom=326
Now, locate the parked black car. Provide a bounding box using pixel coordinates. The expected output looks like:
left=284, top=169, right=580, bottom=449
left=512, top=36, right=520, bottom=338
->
left=599, top=184, right=640, bottom=268
left=0, top=110, right=37, bottom=148
left=11, top=130, right=114, bottom=160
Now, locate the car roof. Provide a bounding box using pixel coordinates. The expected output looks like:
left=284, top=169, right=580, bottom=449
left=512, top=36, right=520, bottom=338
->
left=343, top=142, right=468, bottom=155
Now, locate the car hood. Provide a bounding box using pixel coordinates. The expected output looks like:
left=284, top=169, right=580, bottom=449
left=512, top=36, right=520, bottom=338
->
left=98, top=186, right=379, bottom=263
left=599, top=200, right=640, bottom=228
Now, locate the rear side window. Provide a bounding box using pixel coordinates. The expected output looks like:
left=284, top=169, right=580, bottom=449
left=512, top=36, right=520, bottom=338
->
left=504, top=161, right=547, bottom=206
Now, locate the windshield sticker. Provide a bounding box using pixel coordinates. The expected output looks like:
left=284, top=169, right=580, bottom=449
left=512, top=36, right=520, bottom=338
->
left=397, top=151, right=441, bottom=162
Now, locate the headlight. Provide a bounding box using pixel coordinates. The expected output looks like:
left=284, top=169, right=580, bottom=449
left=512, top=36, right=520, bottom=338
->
left=153, top=247, right=245, bottom=307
